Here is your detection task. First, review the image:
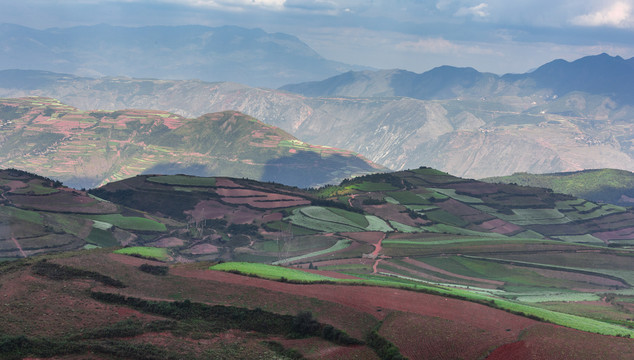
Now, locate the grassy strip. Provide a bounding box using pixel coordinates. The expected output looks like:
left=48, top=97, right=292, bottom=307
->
left=211, top=262, right=337, bottom=282
left=114, top=247, right=168, bottom=261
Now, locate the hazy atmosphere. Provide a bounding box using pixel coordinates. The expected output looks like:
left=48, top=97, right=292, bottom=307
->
left=3, top=0, right=634, bottom=74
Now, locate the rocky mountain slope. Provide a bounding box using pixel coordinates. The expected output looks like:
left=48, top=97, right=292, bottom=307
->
left=1, top=54, right=633, bottom=179
left=0, top=97, right=382, bottom=188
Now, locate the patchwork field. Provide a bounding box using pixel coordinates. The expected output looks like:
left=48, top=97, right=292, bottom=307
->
left=2, top=166, right=634, bottom=358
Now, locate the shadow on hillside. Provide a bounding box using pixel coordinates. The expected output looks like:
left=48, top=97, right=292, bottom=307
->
left=261, top=151, right=376, bottom=188
left=138, top=151, right=376, bottom=188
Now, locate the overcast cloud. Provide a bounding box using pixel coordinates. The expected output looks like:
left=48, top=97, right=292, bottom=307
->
left=1, top=0, right=633, bottom=74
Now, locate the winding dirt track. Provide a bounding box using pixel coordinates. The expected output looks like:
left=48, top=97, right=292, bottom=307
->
left=11, top=236, right=26, bottom=257
left=371, top=233, right=386, bottom=273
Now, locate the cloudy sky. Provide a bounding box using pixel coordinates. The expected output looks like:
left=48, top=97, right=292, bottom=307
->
left=2, top=0, right=634, bottom=74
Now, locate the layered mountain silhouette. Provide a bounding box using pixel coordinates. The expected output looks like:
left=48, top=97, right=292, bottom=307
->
left=281, top=53, right=634, bottom=104
left=0, top=23, right=365, bottom=88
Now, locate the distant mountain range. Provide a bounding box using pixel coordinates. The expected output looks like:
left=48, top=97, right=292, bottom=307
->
left=0, top=97, right=382, bottom=188
left=0, top=23, right=365, bottom=88
left=281, top=53, right=634, bottom=104
left=1, top=54, right=633, bottom=179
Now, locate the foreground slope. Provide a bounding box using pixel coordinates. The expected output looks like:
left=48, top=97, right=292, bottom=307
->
left=2, top=168, right=634, bottom=357
left=1, top=250, right=632, bottom=360
left=0, top=97, right=381, bottom=188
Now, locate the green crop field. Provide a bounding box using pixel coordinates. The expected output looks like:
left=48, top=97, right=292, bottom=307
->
left=10, top=183, right=59, bottom=195
left=364, top=215, right=393, bottom=231
left=84, top=214, right=166, bottom=232
left=86, top=227, right=119, bottom=247
left=2, top=206, right=43, bottom=224
left=429, top=188, right=483, bottom=203
left=389, top=220, right=423, bottom=233
left=273, top=239, right=352, bottom=265
left=300, top=206, right=364, bottom=228
left=348, top=181, right=398, bottom=192
left=210, top=262, right=337, bottom=281
left=287, top=208, right=363, bottom=233
left=114, top=246, right=168, bottom=260
left=425, top=209, right=469, bottom=227
left=385, top=191, right=431, bottom=205
left=328, top=207, right=369, bottom=227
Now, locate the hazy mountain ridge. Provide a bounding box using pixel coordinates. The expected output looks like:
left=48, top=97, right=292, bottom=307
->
left=0, top=23, right=365, bottom=88
left=0, top=97, right=382, bottom=188
left=282, top=53, right=634, bottom=103
left=1, top=54, right=633, bottom=179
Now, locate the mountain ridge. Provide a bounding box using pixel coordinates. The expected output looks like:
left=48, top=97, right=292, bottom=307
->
left=0, top=23, right=367, bottom=88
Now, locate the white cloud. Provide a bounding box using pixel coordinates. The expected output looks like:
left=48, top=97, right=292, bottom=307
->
left=396, top=37, right=496, bottom=56
left=571, top=1, right=634, bottom=27
left=168, top=0, right=286, bottom=11
left=455, top=3, right=489, bottom=18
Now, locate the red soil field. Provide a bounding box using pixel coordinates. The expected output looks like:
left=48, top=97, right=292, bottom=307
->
left=341, top=231, right=385, bottom=245
left=479, top=218, right=523, bottom=234
left=146, top=237, right=185, bottom=248
left=276, top=337, right=379, bottom=359
left=364, top=203, right=428, bottom=227
left=249, top=199, right=311, bottom=208
left=214, top=178, right=242, bottom=187
left=169, top=265, right=537, bottom=333
left=450, top=182, right=500, bottom=195
left=186, top=200, right=236, bottom=220
left=594, top=227, right=634, bottom=241
left=487, top=324, right=634, bottom=360
left=380, top=311, right=515, bottom=360
left=185, top=243, right=219, bottom=255
left=310, top=257, right=375, bottom=268
left=9, top=191, right=118, bottom=213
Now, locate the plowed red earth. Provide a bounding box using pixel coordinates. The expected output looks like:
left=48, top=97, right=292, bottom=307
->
left=486, top=324, right=634, bottom=360
left=165, top=265, right=634, bottom=360
left=171, top=267, right=536, bottom=331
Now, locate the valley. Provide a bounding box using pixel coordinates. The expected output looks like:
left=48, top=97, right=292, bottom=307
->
left=0, top=23, right=633, bottom=359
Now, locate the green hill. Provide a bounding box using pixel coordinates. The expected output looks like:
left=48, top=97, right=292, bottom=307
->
left=0, top=97, right=382, bottom=188
left=483, top=169, right=634, bottom=207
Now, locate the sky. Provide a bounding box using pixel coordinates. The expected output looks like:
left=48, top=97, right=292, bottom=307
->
left=2, top=0, right=634, bottom=74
